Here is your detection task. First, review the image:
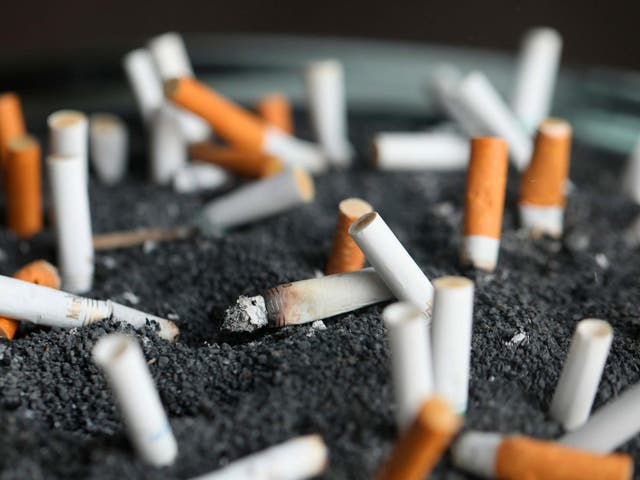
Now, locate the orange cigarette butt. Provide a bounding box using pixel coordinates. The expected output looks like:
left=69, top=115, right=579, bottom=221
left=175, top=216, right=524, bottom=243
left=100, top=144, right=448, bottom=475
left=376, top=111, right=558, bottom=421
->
left=189, top=142, right=284, bottom=178
left=376, top=397, right=462, bottom=480
left=5, top=135, right=43, bottom=238
left=326, top=198, right=373, bottom=275
left=0, top=260, right=60, bottom=339
left=0, top=92, right=26, bottom=169
left=165, top=77, right=266, bottom=152
left=256, top=93, right=294, bottom=134
left=463, top=137, right=508, bottom=239
left=497, top=436, right=633, bottom=480
left=520, top=118, right=572, bottom=207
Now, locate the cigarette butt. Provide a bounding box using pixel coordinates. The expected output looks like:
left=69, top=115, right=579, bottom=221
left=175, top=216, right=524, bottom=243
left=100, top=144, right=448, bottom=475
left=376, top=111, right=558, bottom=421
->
left=0, top=260, right=60, bottom=340
left=93, top=334, right=178, bottom=466
left=173, top=162, right=230, bottom=193
left=326, top=198, right=373, bottom=275
left=519, top=119, right=572, bottom=237
left=376, top=397, right=462, bottom=480
left=165, top=77, right=326, bottom=173
left=5, top=135, right=42, bottom=238
left=0, top=92, right=26, bottom=169
left=93, top=226, right=195, bottom=251
left=48, top=110, right=89, bottom=184
left=189, top=142, right=284, bottom=178
left=223, top=267, right=393, bottom=332
left=123, top=49, right=164, bottom=126
left=150, top=104, right=187, bottom=184
left=190, top=434, right=328, bottom=480
left=148, top=32, right=194, bottom=80
left=383, top=302, right=434, bottom=429
left=195, top=167, right=314, bottom=236
left=89, top=114, right=129, bottom=185
left=622, top=138, right=640, bottom=204
left=256, top=92, right=294, bottom=134
left=453, top=431, right=633, bottom=480
left=461, top=137, right=508, bottom=272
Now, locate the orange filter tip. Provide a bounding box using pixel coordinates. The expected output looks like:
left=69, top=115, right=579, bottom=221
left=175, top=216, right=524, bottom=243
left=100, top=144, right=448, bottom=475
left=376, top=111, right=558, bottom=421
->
left=257, top=92, right=294, bottom=134
left=0, top=92, right=26, bottom=167
left=189, top=142, right=284, bottom=178
left=326, top=198, right=373, bottom=275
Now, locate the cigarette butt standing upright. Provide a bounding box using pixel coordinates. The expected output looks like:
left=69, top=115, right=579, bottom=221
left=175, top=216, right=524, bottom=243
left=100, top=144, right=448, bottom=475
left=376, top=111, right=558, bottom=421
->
left=194, top=168, right=314, bottom=236
left=376, top=397, right=462, bottom=480
left=461, top=137, right=508, bottom=272
left=165, top=77, right=327, bottom=173
left=89, top=114, right=129, bottom=185
left=511, top=28, right=563, bottom=133
left=622, top=138, right=640, bottom=204
left=150, top=104, right=186, bottom=184
left=326, top=198, right=373, bottom=275
left=93, top=334, right=178, bottom=466
left=305, top=60, right=353, bottom=166
left=223, top=267, right=393, bottom=332
left=452, top=431, right=633, bottom=480
left=431, top=276, right=474, bottom=414
left=0, top=260, right=60, bottom=340
left=550, top=319, right=612, bottom=431
left=48, top=154, right=94, bottom=293
left=123, top=49, right=164, bottom=126
left=256, top=92, right=294, bottom=134
left=350, top=212, right=433, bottom=314
left=519, top=119, right=572, bottom=237
left=189, top=142, right=284, bottom=178
left=5, top=135, right=42, bottom=238
left=48, top=110, right=89, bottom=184
left=0, top=92, right=26, bottom=168
left=190, top=435, right=328, bottom=480
left=383, top=303, right=434, bottom=430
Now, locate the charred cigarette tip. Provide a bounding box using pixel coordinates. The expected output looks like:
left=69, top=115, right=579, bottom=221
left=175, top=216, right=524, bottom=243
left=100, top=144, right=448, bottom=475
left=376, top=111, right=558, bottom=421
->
left=222, top=295, right=268, bottom=332
left=163, top=78, right=180, bottom=98
left=350, top=211, right=378, bottom=234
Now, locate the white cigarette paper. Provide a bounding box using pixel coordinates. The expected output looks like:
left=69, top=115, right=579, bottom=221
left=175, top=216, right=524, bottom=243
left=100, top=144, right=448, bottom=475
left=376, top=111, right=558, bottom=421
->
left=305, top=59, right=353, bottom=167
left=431, top=276, right=474, bottom=413
left=511, top=27, right=563, bottom=133
left=190, top=434, right=328, bottom=480
left=195, top=168, right=314, bottom=236
left=48, top=110, right=89, bottom=184
left=90, top=113, right=129, bottom=185
left=173, top=162, right=230, bottom=193
left=372, top=130, right=469, bottom=171
left=93, top=334, right=178, bottom=466
left=150, top=104, right=187, bottom=184
left=48, top=154, right=94, bottom=293
left=452, top=431, right=504, bottom=478
left=550, top=319, right=613, bottom=431
left=0, top=275, right=179, bottom=341
left=383, top=302, right=433, bottom=430
left=123, top=49, right=164, bottom=125
left=518, top=205, right=564, bottom=238
left=262, top=127, right=327, bottom=174
left=349, top=212, right=433, bottom=314
left=622, top=138, right=640, bottom=204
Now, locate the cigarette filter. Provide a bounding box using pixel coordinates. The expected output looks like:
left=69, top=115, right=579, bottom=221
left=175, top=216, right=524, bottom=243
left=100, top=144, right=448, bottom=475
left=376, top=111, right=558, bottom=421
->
left=0, top=274, right=178, bottom=341
left=372, top=130, right=469, bottom=171
left=550, top=319, right=612, bottom=431
left=560, top=381, right=640, bottom=454
left=48, top=110, right=89, bottom=184
left=461, top=137, right=508, bottom=272
left=223, top=267, right=393, bottom=332
left=519, top=119, right=572, bottom=237
left=305, top=59, right=353, bottom=166
left=454, top=72, right=532, bottom=171
left=0, top=260, right=60, bottom=340
left=376, top=397, right=462, bottom=480
left=123, top=49, right=164, bottom=125
left=431, top=276, right=474, bottom=413
left=326, top=198, right=373, bottom=275
left=48, top=154, right=94, bottom=293
left=190, top=434, right=328, bottom=480
left=350, top=212, right=433, bottom=314
left=622, top=138, right=640, bottom=204
left=383, top=302, right=434, bottom=430
left=511, top=28, right=563, bottom=133
left=194, top=168, right=314, bottom=236
left=93, top=334, right=178, bottom=466
left=256, top=92, right=294, bottom=134
left=452, top=431, right=632, bottom=480
left=89, top=113, right=129, bottom=185
left=173, top=162, right=230, bottom=193
left=150, top=104, right=187, bottom=185
left=0, top=92, right=26, bottom=168
left=165, top=77, right=327, bottom=173
left=5, top=135, right=42, bottom=238
left=93, top=226, right=195, bottom=251
left=189, top=142, right=284, bottom=178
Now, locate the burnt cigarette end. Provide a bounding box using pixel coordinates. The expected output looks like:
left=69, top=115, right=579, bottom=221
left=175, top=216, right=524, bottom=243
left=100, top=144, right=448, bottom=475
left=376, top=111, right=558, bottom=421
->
left=222, top=295, right=268, bottom=332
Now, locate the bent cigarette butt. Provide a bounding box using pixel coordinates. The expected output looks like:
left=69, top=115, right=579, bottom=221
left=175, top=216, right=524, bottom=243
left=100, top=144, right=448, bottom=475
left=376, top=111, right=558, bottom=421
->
left=89, top=113, right=129, bottom=185
left=0, top=92, right=26, bottom=168
left=453, top=431, right=633, bottom=480
left=173, top=162, right=230, bottom=193
left=5, top=135, right=42, bottom=238
left=326, top=198, right=373, bottom=275
left=190, top=434, right=328, bottom=480
left=0, top=260, right=60, bottom=340
left=93, top=334, right=178, bottom=466
left=93, top=226, right=195, bottom=251
left=223, top=267, right=393, bottom=332
left=48, top=110, right=89, bottom=184
left=376, top=397, right=462, bottom=480
left=189, top=142, right=284, bottom=178
left=256, top=92, right=294, bottom=134
left=461, top=137, right=508, bottom=272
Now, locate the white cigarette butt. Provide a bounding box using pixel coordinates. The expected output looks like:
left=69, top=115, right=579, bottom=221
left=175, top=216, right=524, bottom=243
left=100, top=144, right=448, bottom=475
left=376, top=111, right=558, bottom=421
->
left=262, top=127, right=328, bottom=174
left=89, top=113, right=128, bottom=185
left=173, top=162, right=230, bottom=193
left=123, top=49, right=164, bottom=126
left=150, top=104, right=187, bottom=185
left=48, top=110, right=89, bottom=184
